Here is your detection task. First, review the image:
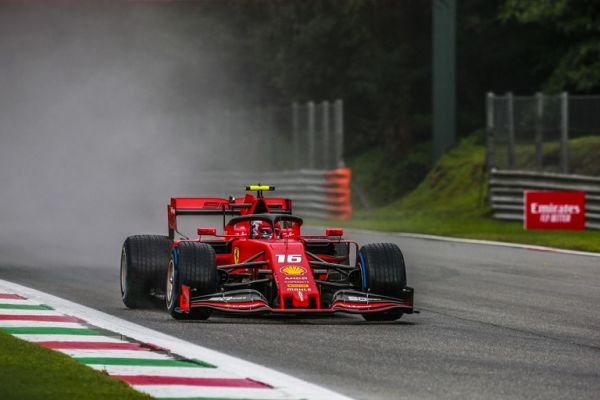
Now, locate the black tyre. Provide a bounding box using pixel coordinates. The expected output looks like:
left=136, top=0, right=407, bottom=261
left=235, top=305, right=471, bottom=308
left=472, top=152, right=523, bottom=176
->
left=361, top=309, right=404, bottom=322
left=166, top=242, right=217, bottom=320
left=120, top=235, right=172, bottom=309
left=358, top=243, right=407, bottom=322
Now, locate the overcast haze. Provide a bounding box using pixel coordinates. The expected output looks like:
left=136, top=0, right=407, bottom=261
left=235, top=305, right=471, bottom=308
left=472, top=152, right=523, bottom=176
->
left=0, top=3, right=246, bottom=268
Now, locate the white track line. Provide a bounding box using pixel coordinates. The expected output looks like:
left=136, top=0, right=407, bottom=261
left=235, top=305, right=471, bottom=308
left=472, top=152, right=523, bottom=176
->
left=15, top=334, right=127, bottom=343
left=341, top=227, right=600, bottom=258
left=87, top=364, right=243, bottom=378
left=0, top=298, right=45, bottom=305
left=0, top=321, right=88, bottom=328
left=0, top=309, right=66, bottom=316
left=132, top=385, right=299, bottom=399
left=0, top=278, right=354, bottom=400
left=57, top=349, right=173, bottom=359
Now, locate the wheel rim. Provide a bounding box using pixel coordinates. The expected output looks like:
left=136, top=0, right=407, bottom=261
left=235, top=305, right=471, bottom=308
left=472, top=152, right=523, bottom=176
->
left=357, top=251, right=367, bottom=291
left=120, top=248, right=127, bottom=297
left=166, top=259, right=175, bottom=308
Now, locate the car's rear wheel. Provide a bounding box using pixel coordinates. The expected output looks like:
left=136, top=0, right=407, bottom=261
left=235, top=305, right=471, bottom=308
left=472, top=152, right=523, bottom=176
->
left=358, top=243, right=407, bottom=322
left=167, top=242, right=217, bottom=320
left=120, top=235, right=172, bottom=309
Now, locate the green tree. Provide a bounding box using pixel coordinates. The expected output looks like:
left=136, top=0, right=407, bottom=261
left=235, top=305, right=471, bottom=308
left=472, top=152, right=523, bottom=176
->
left=502, top=0, right=600, bottom=92
left=456, top=0, right=560, bottom=134
left=248, top=1, right=431, bottom=157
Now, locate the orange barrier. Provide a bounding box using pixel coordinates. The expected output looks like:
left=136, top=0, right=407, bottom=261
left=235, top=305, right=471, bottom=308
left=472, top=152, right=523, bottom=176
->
left=324, top=167, right=352, bottom=220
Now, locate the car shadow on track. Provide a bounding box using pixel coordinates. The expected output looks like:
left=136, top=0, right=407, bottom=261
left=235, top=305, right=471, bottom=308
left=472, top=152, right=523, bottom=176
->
left=117, top=307, right=417, bottom=326
left=176, top=314, right=417, bottom=326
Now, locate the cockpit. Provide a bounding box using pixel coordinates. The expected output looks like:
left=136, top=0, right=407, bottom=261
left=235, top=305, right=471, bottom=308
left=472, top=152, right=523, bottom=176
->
left=226, top=214, right=303, bottom=240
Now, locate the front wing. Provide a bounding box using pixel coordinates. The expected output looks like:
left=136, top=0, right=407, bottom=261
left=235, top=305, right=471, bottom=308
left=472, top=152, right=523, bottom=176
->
left=178, top=287, right=414, bottom=316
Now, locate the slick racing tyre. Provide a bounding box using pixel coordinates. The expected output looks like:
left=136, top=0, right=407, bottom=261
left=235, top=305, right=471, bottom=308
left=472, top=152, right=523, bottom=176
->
left=358, top=243, right=407, bottom=322
left=120, top=235, right=172, bottom=309
left=166, top=242, right=217, bottom=320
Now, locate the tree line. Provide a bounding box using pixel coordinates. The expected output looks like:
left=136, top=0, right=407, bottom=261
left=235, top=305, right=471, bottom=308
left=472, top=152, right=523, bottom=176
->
left=155, top=0, right=599, bottom=200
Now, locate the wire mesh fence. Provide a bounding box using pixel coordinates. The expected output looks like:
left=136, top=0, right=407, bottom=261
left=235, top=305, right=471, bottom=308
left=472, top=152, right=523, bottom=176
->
left=486, top=92, right=600, bottom=174
left=201, top=99, right=344, bottom=172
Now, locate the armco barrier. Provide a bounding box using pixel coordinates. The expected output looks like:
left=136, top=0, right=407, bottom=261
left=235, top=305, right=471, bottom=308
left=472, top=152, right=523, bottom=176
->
left=189, top=168, right=352, bottom=220
left=489, top=169, right=600, bottom=229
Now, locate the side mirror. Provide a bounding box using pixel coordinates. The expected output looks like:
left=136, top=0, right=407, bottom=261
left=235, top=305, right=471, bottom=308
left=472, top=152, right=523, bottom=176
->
left=197, top=227, right=217, bottom=236
left=325, top=228, right=343, bottom=237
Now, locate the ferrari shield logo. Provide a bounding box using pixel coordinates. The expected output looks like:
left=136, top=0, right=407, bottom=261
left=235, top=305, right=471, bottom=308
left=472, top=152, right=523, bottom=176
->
left=233, top=247, right=240, bottom=264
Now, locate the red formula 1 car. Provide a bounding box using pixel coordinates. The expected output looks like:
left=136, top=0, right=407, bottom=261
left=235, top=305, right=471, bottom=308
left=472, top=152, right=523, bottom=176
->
left=120, top=186, right=414, bottom=321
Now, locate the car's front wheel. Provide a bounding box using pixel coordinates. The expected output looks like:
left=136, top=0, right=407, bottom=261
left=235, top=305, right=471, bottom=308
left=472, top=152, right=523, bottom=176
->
left=358, top=243, right=407, bottom=322
left=167, top=242, right=217, bottom=320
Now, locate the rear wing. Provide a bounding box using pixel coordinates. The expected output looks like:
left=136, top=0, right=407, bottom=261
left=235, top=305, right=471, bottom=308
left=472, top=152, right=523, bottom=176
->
left=167, top=196, right=292, bottom=239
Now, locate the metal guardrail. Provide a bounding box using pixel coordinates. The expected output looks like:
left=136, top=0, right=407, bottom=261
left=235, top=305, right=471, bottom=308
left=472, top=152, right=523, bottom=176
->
left=486, top=93, right=600, bottom=175
left=489, top=169, right=600, bottom=229
left=188, top=169, right=352, bottom=220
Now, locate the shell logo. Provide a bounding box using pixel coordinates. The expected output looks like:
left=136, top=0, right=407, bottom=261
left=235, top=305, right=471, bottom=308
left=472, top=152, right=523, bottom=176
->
left=280, top=265, right=306, bottom=275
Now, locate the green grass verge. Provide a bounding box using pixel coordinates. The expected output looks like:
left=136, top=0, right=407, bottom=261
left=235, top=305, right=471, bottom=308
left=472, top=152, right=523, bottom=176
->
left=318, top=135, right=600, bottom=253
left=0, top=330, right=153, bottom=400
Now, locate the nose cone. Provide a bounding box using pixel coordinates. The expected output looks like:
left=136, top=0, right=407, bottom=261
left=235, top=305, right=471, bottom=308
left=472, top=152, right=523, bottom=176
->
left=269, top=243, right=320, bottom=309
left=278, top=265, right=319, bottom=308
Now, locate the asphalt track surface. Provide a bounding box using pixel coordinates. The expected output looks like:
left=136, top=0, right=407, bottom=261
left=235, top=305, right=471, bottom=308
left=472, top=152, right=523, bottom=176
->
left=1, top=230, right=599, bottom=400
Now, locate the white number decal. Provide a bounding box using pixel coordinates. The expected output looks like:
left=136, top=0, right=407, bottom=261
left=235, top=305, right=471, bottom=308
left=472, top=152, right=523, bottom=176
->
left=288, top=254, right=302, bottom=263
left=276, top=254, right=302, bottom=263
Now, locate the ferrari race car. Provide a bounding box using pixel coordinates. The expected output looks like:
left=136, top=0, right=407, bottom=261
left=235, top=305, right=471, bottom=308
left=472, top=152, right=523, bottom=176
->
left=120, top=186, right=414, bottom=321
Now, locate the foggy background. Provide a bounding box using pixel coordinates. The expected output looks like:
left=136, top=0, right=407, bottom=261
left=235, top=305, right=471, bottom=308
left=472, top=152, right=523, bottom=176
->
left=0, top=3, right=253, bottom=268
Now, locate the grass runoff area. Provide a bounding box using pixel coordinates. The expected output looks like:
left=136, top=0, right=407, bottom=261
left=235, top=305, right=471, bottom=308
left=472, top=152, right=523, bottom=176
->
left=323, top=135, right=600, bottom=253
left=0, top=330, right=152, bottom=400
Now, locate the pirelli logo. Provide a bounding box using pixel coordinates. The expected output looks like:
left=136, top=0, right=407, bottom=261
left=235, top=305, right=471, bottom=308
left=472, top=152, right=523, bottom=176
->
left=286, top=283, right=309, bottom=289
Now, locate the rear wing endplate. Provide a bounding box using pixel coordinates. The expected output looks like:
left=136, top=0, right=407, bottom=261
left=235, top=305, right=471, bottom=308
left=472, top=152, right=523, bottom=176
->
left=168, top=198, right=237, bottom=239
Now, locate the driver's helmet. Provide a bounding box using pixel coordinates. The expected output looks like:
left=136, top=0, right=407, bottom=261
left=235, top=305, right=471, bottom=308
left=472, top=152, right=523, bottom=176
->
left=251, top=220, right=272, bottom=239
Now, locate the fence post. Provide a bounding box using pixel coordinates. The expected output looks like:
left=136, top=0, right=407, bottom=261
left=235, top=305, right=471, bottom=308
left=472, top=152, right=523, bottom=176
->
left=506, top=92, right=515, bottom=169
left=486, top=92, right=495, bottom=173
left=256, top=108, right=267, bottom=172
left=292, top=102, right=300, bottom=169
left=321, top=100, right=330, bottom=169
left=535, top=92, right=544, bottom=171
left=307, top=101, right=316, bottom=169
left=265, top=107, right=275, bottom=170
left=560, top=91, right=569, bottom=174
left=333, top=99, right=344, bottom=167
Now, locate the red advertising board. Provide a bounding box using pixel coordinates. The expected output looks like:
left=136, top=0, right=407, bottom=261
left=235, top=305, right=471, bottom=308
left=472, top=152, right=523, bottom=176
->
left=524, top=191, right=586, bottom=230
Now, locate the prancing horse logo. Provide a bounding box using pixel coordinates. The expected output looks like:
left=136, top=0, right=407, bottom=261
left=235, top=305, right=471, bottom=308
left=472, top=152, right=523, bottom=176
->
left=233, top=247, right=240, bottom=264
